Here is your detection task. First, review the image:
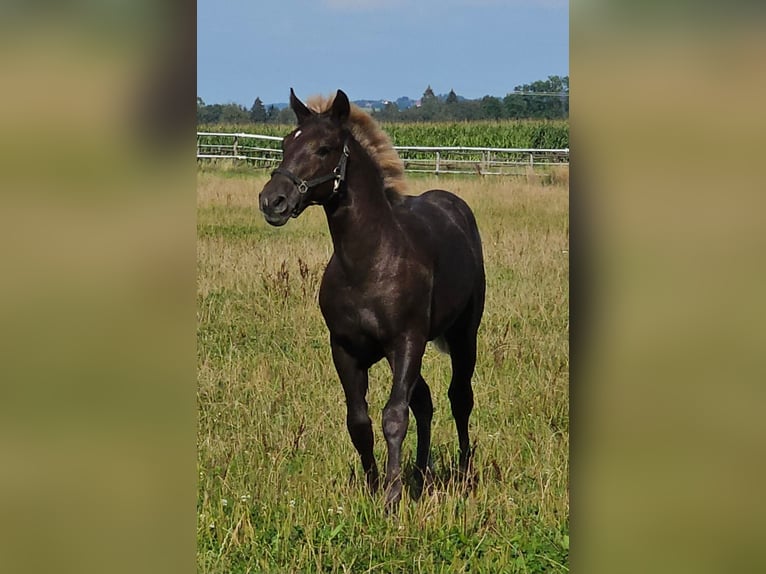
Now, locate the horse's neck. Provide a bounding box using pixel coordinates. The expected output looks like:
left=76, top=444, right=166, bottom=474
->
left=324, top=146, right=397, bottom=277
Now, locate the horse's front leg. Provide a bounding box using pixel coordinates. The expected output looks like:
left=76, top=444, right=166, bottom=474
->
left=331, top=338, right=379, bottom=492
left=383, top=335, right=427, bottom=511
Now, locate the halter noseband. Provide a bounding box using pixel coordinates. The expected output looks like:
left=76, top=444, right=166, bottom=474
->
left=270, top=140, right=350, bottom=216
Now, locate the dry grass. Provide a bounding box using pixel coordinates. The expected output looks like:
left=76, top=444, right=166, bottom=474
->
left=197, top=169, right=569, bottom=572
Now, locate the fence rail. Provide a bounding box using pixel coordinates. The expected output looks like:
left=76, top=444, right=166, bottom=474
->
left=197, top=132, right=569, bottom=176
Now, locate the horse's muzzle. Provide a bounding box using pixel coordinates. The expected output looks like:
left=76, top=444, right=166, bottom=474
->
left=259, top=181, right=297, bottom=227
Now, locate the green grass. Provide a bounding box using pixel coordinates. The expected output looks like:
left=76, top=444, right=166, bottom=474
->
left=197, top=172, right=569, bottom=572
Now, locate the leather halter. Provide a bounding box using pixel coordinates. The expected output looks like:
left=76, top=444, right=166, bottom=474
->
left=270, top=140, right=350, bottom=217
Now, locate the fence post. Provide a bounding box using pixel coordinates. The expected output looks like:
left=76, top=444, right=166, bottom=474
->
left=435, top=151, right=440, bottom=175
left=233, top=136, right=238, bottom=157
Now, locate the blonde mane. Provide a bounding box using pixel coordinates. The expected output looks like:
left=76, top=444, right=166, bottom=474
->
left=306, top=94, right=407, bottom=201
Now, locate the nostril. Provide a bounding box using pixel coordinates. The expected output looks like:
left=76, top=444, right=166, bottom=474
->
left=271, top=194, right=288, bottom=214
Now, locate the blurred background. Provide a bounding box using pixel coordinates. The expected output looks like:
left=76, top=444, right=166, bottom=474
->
left=0, top=1, right=764, bottom=573
left=0, top=1, right=194, bottom=573
left=572, top=2, right=766, bottom=572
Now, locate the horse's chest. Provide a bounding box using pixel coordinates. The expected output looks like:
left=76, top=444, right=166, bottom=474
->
left=319, top=256, right=431, bottom=349
left=321, top=288, right=389, bottom=341
left=320, top=276, right=416, bottom=348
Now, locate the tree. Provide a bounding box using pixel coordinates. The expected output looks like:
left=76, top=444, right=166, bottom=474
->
left=512, top=75, right=569, bottom=119
left=395, top=96, right=413, bottom=110
left=265, top=105, right=279, bottom=123
left=197, top=103, right=223, bottom=124
left=480, top=95, right=503, bottom=120
left=219, top=103, right=250, bottom=124
left=502, top=93, right=527, bottom=119
left=452, top=99, right=482, bottom=121
left=277, top=106, right=296, bottom=124
left=196, top=74, right=570, bottom=125
left=249, top=97, right=267, bottom=122
left=413, top=85, right=439, bottom=120
left=375, top=101, right=400, bottom=121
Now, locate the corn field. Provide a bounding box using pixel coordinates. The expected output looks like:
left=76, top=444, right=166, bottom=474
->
left=198, top=120, right=569, bottom=150
left=384, top=120, right=568, bottom=149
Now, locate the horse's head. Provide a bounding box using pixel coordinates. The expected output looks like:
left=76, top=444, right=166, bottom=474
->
left=259, top=89, right=351, bottom=226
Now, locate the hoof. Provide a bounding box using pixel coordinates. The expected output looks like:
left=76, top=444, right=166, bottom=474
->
left=411, top=465, right=435, bottom=500
left=384, top=481, right=403, bottom=513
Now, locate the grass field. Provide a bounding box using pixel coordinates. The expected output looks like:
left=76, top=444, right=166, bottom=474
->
left=197, top=169, right=569, bottom=572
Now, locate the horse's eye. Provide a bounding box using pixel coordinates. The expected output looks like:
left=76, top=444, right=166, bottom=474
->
left=317, top=146, right=331, bottom=158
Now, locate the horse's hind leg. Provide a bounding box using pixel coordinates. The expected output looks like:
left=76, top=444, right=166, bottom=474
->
left=409, top=375, right=433, bottom=497
left=445, top=318, right=479, bottom=474
left=331, top=338, right=379, bottom=492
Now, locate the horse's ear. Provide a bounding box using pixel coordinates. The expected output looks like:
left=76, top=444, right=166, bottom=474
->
left=290, top=88, right=313, bottom=125
left=331, top=90, right=350, bottom=124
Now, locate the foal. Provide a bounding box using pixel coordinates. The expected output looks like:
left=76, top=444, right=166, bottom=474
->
left=259, top=89, right=485, bottom=509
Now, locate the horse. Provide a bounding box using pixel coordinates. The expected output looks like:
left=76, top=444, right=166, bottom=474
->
left=259, top=89, right=485, bottom=510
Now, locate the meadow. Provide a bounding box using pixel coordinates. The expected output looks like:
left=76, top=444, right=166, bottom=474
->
left=197, top=168, right=569, bottom=572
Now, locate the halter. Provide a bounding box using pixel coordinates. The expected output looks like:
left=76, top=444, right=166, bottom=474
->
left=270, top=140, right=350, bottom=216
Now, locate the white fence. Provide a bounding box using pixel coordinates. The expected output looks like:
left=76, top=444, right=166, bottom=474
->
left=197, top=132, right=569, bottom=177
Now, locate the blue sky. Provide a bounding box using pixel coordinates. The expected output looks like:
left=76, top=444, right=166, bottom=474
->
left=197, top=0, right=568, bottom=106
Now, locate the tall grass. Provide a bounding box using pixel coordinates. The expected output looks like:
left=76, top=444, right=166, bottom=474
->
left=197, top=172, right=569, bottom=572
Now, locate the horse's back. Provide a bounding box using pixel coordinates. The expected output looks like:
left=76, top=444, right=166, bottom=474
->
left=397, top=189, right=483, bottom=265
left=396, top=189, right=485, bottom=336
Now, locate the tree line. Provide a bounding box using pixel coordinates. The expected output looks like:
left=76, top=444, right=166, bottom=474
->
left=197, top=75, right=568, bottom=125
